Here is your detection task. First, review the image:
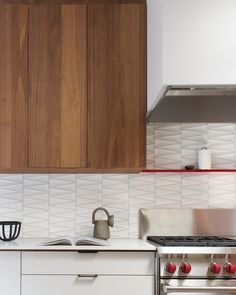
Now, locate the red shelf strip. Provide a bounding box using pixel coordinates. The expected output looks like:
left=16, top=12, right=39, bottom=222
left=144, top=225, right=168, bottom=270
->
left=143, top=169, right=236, bottom=173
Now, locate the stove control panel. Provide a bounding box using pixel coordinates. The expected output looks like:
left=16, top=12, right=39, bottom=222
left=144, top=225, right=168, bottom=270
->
left=161, top=254, right=236, bottom=278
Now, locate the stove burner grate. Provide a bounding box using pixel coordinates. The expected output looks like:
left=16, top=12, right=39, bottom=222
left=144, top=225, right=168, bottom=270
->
left=147, top=236, right=236, bottom=247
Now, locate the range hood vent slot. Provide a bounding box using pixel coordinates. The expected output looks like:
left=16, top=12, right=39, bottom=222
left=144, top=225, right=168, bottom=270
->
left=166, top=87, right=236, bottom=97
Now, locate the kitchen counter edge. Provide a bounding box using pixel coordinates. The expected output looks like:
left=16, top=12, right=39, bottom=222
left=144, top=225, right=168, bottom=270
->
left=0, top=238, right=156, bottom=252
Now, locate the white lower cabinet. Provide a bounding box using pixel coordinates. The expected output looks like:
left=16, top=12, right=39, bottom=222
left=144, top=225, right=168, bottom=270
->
left=22, top=275, right=154, bottom=295
left=22, top=251, right=154, bottom=275
left=21, top=251, right=154, bottom=295
left=0, top=252, right=20, bottom=295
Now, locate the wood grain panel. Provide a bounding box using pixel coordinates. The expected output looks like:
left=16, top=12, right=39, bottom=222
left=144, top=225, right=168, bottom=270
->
left=0, top=5, right=28, bottom=168
left=32, top=0, right=146, bottom=5
left=0, top=1, right=146, bottom=6
left=0, top=0, right=27, bottom=3
left=0, top=167, right=145, bottom=173
left=29, top=5, right=61, bottom=167
left=29, top=5, right=87, bottom=168
left=61, top=5, right=87, bottom=167
left=88, top=3, right=146, bottom=169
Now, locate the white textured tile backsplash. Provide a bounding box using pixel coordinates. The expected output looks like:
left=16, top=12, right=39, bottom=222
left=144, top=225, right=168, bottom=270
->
left=23, top=174, right=48, bottom=238
left=155, top=123, right=181, bottom=169
left=0, top=123, right=236, bottom=238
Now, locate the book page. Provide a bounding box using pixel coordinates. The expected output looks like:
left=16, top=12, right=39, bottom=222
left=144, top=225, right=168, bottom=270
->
left=38, top=236, right=73, bottom=246
left=75, top=236, right=109, bottom=246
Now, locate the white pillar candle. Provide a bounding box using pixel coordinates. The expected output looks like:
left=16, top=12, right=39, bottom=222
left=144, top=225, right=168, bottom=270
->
left=198, top=147, right=211, bottom=169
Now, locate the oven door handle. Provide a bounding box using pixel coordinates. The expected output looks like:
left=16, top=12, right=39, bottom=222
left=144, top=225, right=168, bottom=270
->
left=161, top=284, right=236, bottom=293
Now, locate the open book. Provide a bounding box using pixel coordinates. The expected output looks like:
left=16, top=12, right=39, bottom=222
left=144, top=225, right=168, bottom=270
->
left=39, top=236, right=110, bottom=246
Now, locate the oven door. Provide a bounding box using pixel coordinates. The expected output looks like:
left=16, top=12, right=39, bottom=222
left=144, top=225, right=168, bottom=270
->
left=160, top=279, right=236, bottom=295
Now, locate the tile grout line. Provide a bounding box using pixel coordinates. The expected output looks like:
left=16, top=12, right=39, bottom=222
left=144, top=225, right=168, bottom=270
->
left=128, top=173, right=130, bottom=238
left=22, top=174, right=25, bottom=238
left=180, top=123, right=183, bottom=208
left=48, top=174, right=50, bottom=238
left=75, top=174, right=77, bottom=236
left=207, top=123, right=210, bottom=208
left=234, top=123, right=236, bottom=208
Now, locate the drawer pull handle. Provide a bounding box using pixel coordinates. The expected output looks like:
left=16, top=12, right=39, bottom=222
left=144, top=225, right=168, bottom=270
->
left=161, top=284, right=236, bottom=293
left=78, top=274, right=98, bottom=278
left=78, top=250, right=98, bottom=254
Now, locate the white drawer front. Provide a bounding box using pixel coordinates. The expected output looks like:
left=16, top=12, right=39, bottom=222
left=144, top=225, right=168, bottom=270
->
left=0, top=252, right=20, bottom=295
left=22, top=275, right=154, bottom=295
left=22, top=251, right=154, bottom=275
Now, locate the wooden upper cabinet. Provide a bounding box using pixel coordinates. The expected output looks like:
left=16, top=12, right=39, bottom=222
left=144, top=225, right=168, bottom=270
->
left=28, top=4, right=87, bottom=168
left=88, top=3, right=146, bottom=169
left=0, top=1, right=146, bottom=172
left=0, top=5, right=28, bottom=169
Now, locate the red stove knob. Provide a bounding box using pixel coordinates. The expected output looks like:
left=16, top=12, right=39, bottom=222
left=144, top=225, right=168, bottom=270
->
left=224, top=263, right=236, bottom=274
left=180, top=262, right=192, bottom=274
left=165, top=262, right=176, bottom=274
left=210, top=262, right=221, bottom=274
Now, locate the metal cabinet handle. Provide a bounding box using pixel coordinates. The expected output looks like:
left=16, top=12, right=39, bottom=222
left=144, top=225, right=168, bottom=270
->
left=78, top=274, right=98, bottom=278
left=162, top=284, right=236, bottom=293
left=77, top=250, right=98, bottom=254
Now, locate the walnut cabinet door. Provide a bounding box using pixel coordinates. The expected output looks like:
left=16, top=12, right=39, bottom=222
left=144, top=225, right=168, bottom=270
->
left=28, top=4, right=87, bottom=168
left=0, top=5, right=28, bottom=169
left=88, top=3, right=146, bottom=169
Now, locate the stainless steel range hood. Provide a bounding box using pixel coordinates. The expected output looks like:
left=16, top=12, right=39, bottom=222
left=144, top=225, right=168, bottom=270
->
left=148, top=86, right=236, bottom=123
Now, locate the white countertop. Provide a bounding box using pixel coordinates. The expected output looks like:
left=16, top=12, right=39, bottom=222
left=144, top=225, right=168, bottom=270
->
left=0, top=239, right=156, bottom=252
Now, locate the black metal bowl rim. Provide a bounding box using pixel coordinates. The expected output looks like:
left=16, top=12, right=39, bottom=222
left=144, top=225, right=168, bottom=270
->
left=0, top=221, right=21, bottom=225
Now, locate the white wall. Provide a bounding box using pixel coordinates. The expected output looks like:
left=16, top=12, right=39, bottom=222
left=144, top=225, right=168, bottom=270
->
left=147, top=0, right=236, bottom=110
left=163, top=0, right=236, bottom=85
left=147, top=0, right=164, bottom=111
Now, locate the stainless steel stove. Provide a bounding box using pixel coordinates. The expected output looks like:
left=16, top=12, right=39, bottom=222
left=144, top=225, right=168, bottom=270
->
left=140, top=208, right=236, bottom=295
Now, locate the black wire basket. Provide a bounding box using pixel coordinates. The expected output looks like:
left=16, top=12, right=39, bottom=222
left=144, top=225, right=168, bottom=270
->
left=0, top=221, right=21, bottom=241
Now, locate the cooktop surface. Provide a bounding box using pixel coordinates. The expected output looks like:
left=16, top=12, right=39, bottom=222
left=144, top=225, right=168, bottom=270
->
left=147, top=236, right=236, bottom=247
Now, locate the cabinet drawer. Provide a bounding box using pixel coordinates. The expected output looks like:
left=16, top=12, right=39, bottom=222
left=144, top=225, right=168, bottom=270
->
left=22, top=251, right=154, bottom=275
left=22, top=275, right=154, bottom=295
left=0, top=252, right=20, bottom=295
